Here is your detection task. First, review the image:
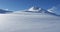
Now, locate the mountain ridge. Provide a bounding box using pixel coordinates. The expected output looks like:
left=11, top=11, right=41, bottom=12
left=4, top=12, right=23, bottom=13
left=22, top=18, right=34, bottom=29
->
left=24, top=6, right=60, bottom=16
left=0, top=9, right=13, bottom=14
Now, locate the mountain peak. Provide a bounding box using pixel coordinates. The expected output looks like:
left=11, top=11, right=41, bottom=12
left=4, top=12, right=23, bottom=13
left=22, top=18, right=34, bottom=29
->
left=23, top=6, right=60, bottom=16
left=28, top=6, right=41, bottom=12
left=25, top=6, right=46, bottom=13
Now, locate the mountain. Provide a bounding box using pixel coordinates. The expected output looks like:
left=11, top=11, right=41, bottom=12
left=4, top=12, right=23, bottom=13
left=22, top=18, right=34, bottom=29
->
left=22, top=6, right=60, bottom=16
left=25, top=6, right=47, bottom=13
left=0, top=9, right=13, bottom=14
left=2, top=6, right=59, bottom=16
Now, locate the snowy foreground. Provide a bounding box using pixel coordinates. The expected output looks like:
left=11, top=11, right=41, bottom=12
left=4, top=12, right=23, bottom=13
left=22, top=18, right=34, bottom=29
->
left=0, top=13, right=60, bottom=32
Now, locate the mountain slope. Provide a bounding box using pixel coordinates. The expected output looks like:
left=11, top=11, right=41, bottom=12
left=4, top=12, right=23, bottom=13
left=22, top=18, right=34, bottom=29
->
left=13, top=6, right=60, bottom=17
left=0, top=9, right=13, bottom=14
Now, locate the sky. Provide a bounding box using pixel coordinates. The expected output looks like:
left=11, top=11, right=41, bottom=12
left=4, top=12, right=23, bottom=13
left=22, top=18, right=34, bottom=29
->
left=0, top=0, right=60, bottom=11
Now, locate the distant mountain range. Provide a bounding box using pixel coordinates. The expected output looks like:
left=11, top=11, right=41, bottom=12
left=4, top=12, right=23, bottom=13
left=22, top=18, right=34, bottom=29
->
left=0, top=6, right=60, bottom=16
left=24, top=6, right=60, bottom=16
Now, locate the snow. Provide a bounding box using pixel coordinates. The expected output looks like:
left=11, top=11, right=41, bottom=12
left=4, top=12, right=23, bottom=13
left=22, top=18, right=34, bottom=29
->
left=28, top=6, right=41, bottom=12
left=48, top=5, right=60, bottom=15
left=0, top=6, right=60, bottom=32
left=0, top=13, right=60, bottom=32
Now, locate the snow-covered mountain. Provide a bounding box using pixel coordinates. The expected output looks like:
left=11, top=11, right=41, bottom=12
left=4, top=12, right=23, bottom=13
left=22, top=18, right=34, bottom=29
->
left=0, top=9, right=13, bottom=14
left=25, top=6, right=47, bottom=13
left=25, top=6, right=52, bottom=13
left=0, top=6, right=59, bottom=16
left=13, top=6, right=60, bottom=17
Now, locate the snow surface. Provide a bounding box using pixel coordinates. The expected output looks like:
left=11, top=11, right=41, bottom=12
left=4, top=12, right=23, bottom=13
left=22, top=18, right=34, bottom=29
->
left=28, top=6, right=41, bottom=12
left=26, top=6, right=47, bottom=13
left=0, top=12, right=60, bottom=32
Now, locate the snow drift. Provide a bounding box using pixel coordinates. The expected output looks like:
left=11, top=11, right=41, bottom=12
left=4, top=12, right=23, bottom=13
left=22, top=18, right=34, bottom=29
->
left=0, top=6, right=60, bottom=32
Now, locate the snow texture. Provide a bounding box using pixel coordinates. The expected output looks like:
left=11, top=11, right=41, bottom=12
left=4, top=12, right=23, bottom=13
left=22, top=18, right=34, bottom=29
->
left=0, top=12, right=60, bottom=32
left=0, top=6, right=60, bottom=32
